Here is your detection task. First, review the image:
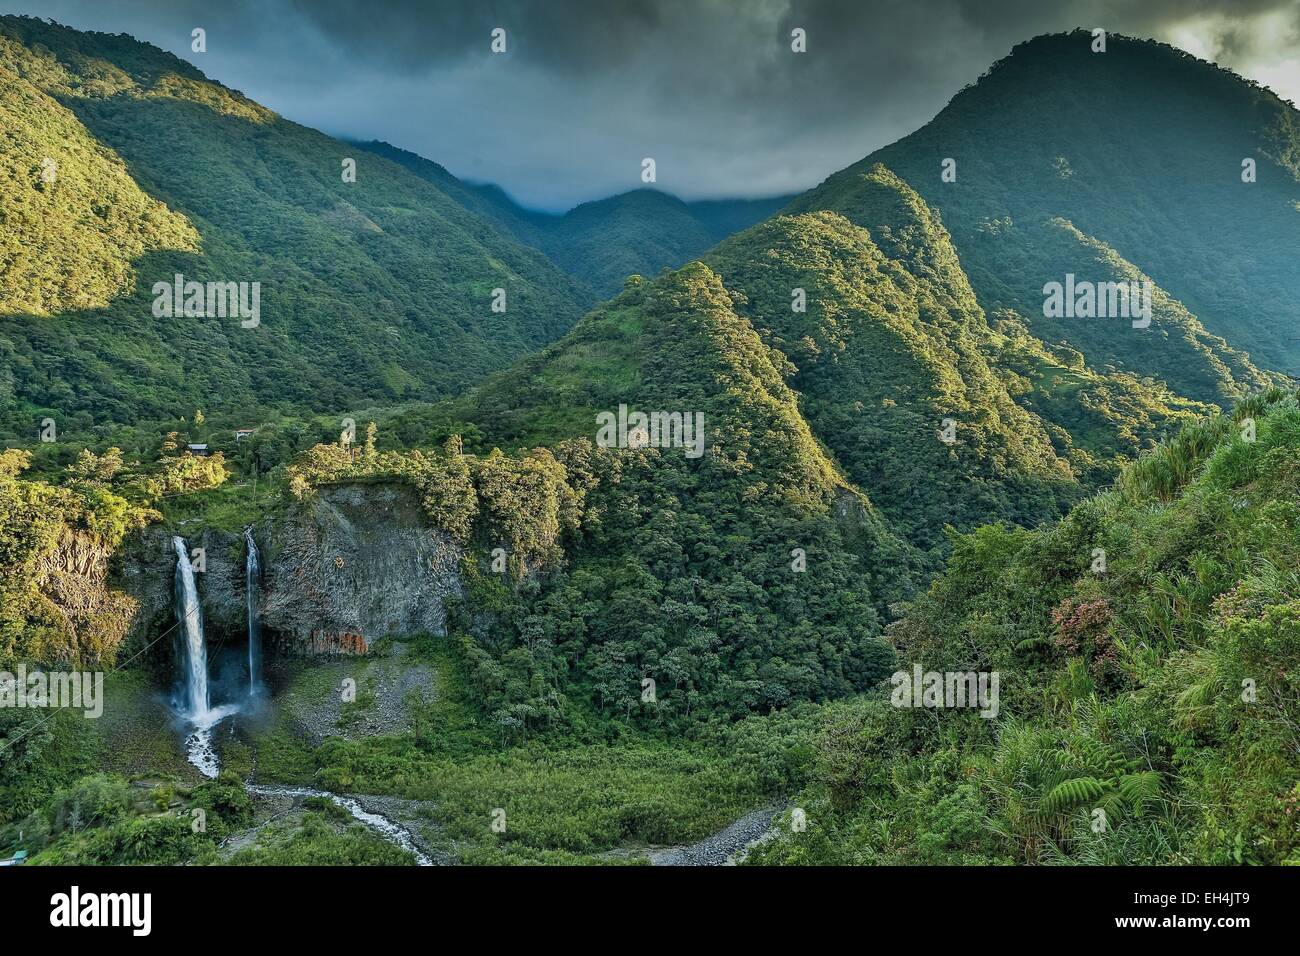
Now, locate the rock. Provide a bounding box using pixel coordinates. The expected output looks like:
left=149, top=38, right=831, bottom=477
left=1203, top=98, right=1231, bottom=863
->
left=114, top=482, right=464, bottom=663
left=646, top=807, right=782, bottom=866
left=262, top=484, right=463, bottom=651
left=33, top=530, right=140, bottom=665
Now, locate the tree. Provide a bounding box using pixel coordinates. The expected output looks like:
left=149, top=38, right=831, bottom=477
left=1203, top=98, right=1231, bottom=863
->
left=65, top=448, right=124, bottom=489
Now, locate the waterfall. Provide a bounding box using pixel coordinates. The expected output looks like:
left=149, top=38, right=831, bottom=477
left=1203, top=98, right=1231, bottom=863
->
left=172, top=535, right=238, bottom=775
left=167, top=539, right=428, bottom=862
left=171, top=536, right=209, bottom=718
left=245, top=528, right=262, bottom=696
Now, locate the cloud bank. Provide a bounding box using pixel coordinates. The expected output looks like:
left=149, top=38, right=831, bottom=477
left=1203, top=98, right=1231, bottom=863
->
left=6, top=0, right=1298, bottom=208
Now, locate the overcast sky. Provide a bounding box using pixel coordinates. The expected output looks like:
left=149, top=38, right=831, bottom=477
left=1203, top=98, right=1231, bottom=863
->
left=5, top=0, right=1300, bottom=209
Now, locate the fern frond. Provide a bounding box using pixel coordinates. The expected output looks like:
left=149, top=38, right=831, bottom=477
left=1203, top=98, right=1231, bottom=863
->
left=1118, top=771, right=1162, bottom=818
left=1042, top=775, right=1107, bottom=814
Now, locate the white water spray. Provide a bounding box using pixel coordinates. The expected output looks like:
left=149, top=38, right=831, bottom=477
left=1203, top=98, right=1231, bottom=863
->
left=245, top=528, right=262, bottom=696
left=172, top=536, right=238, bottom=775
left=172, top=536, right=209, bottom=717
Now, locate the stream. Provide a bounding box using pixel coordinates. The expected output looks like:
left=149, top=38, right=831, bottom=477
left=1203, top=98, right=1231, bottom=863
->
left=183, top=710, right=435, bottom=866
left=245, top=784, right=434, bottom=866
left=174, top=532, right=436, bottom=865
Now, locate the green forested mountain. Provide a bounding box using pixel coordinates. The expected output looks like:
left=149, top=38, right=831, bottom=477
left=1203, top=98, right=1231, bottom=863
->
left=708, top=162, right=1240, bottom=545
left=385, top=265, right=920, bottom=718
left=857, top=30, right=1300, bottom=384
left=432, top=33, right=1291, bottom=551
left=454, top=165, right=1210, bottom=554
left=357, top=140, right=792, bottom=297
left=0, top=16, right=589, bottom=439
left=707, top=167, right=1080, bottom=547
left=541, top=191, right=730, bottom=298
left=750, top=387, right=1300, bottom=865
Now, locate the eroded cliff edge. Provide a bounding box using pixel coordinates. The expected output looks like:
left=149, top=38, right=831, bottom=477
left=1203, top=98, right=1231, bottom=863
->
left=115, top=483, right=463, bottom=661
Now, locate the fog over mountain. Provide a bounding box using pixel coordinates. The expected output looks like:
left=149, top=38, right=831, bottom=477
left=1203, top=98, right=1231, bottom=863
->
left=4, top=0, right=1300, bottom=208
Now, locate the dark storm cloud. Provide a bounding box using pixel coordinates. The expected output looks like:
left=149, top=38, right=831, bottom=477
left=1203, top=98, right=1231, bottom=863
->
left=291, top=0, right=668, bottom=74
left=4, top=0, right=1298, bottom=208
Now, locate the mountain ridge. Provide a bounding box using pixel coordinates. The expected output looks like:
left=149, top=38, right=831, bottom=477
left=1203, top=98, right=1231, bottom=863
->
left=0, top=14, right=590, bottom=438
left=357, top=138, right=794, bottom=296
left=852, top=29, right=1300, bottom=379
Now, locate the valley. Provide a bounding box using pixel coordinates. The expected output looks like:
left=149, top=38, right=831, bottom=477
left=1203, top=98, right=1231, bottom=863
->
left=1, top=14, right=1298, bottom=871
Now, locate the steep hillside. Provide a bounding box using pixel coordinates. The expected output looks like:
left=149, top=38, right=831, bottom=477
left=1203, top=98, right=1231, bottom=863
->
left=280, top=264, right=920, bottom=724
left=751, top=387, right=1300, bottom=865
left=0, top=16, right=589, bottom=438
left=705, top=164, right=1216, bottom=544
left=859, top=30, right=1300, bottom=383
left=358, top=140, right=791, bottom=296
left=0, top=54, right=198, bottom=316
left=351, top=139, right=563, bottom=261
left=446, top=165, right=1219, bottom=553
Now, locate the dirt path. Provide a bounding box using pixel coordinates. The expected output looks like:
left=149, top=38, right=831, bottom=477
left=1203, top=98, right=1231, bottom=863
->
left=647, top=806, right=782, bottom=866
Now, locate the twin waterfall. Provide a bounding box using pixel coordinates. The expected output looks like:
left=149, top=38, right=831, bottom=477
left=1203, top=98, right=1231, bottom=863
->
left=169, top=531, right=433, bottom=862
left=172, top=532, right=263, bottom=775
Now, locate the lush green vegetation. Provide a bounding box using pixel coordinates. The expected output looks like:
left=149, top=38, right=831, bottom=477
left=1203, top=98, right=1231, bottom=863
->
left=0, top=763, right=413, bottom=866
left=5, top=389, right=1296, bottom=866
left=300, top=640, right=810, bottom=864
left=749, top=389, right=1300, bottom=865
left=1, top=635, right=816, bottom=865
left=225, top=799, right=417, bottom=866
left=358, top=139, right=792, bottom=298
left=453, top=166, right=1209, bottom=558
left=708, top=179, right=1082, bottom=550
left=863, top=30, right=1300, bottom=381
left=540, top=190, right=784, bottom=299
left=0, top=15, right=588, bottom=440
left=2, top=20, right=1296, bottom=869
left=0, top=434, right=227, bottom=669
left=287, top=265, right=915, bottom=730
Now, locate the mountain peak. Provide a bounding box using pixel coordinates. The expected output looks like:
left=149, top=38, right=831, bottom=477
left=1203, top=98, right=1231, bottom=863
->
left=853, top=28, right=1299, bottom=381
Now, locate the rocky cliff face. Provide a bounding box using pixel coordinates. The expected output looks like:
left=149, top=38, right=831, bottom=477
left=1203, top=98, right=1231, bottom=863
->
left=115, top=483, right=464, bottom=661
left=29, top=531, right=140, bottom=666
left=262, top=484, right=463, bottom=655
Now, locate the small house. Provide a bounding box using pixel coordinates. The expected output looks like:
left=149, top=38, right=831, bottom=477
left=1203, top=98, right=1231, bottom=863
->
left=186, top=444, right=209, bottom=456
